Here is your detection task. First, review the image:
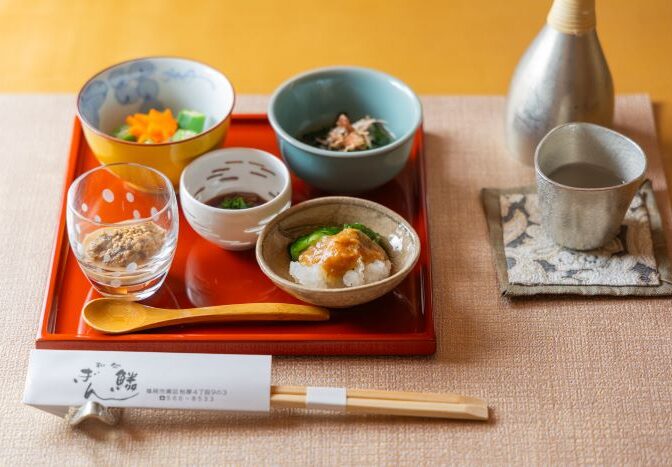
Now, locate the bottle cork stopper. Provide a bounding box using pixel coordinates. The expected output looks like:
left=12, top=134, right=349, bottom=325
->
left=547, top=0, right=596, bottom=34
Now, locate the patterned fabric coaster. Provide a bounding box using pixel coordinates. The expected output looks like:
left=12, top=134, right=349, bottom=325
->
left=481, top=180, right=672, bottom=296
left=502, top=190, right=658, bottom=286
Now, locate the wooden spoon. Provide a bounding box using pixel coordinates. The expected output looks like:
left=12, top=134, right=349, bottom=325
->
left=83, top=298, right=330, bottom=334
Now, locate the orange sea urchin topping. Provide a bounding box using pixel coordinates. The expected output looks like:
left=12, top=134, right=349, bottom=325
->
left=298, top=228, right=387, bottom=280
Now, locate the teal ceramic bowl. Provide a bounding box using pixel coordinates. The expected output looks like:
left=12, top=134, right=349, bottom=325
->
left=268, top=67, right=422, bottom=193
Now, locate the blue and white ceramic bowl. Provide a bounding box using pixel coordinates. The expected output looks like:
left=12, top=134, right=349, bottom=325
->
left=77, top=57, right=235, bottom=186
left=268, top=66, right=422, bottom=193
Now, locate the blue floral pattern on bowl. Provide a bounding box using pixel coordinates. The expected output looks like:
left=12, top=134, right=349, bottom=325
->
left=110, top=60, right=163, bottom=108
left=80, top=60, right=165, bottom=129
left=78, top=57, right=234, bottom=135
left=160, top=67, right=216, bottom=90
left=79, top=80, right=108, bottom=128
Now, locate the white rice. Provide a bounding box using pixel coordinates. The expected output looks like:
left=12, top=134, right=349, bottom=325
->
left=289, top=258, right=392, bottom=288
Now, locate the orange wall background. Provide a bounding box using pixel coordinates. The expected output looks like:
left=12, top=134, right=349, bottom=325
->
left=2, top=0, right=671, bottom=156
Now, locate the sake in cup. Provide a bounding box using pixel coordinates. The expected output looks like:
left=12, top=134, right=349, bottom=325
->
left=534, top=123, right=646, bottom=250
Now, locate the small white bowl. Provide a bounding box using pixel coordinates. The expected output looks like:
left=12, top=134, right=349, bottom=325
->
left=180, top=148, right=292, bottom=250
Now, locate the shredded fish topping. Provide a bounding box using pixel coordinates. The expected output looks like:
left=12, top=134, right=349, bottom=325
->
left=316, top=114, right=390, bottom=152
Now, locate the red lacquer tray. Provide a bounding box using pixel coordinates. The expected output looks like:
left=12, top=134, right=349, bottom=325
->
left=36, top=115, right=435, bottom=355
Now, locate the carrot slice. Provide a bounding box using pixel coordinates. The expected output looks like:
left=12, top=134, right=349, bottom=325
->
left=125, top=108, right=177, bottom=143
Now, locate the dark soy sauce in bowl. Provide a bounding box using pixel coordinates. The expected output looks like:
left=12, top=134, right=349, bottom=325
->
left=548, top=162, right=624, bottom=188
left=205, top=192, right=267, bottom=210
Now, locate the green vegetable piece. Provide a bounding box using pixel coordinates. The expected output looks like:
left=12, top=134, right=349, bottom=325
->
left=170, top=129, right=198, bottom=141
left=343, top=223, right=383, bottom=244
left=219, top=196, right=249, bottom=210
left=289, top=226, right=342, bottom=261
left=177, top=110, right=207, bottom=133
left=368, top=122, right=392, bottom=148
left=288, top=224, right=385, bottom=260
left=112, top=124, right=136, bottom=142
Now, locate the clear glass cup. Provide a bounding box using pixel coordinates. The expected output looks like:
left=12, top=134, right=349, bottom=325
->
left=66, top=163, right=179, bottom=301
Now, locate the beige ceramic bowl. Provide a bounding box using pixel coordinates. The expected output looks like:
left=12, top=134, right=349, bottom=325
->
left=255, top=197, right=420, bottom=308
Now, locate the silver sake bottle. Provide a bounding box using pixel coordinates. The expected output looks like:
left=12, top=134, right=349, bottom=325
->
left=505, top=0, right=614, bottom=165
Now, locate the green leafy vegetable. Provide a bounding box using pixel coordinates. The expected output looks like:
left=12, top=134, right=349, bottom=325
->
left=112, top=124, right=136, bottom=142
left=368, top=122, right=393, bottom=148
left=219, top=196, right=250, bottom=210
left=288, top=224, right=383, bottom=261
left=289, top=226, right=342, bottom=261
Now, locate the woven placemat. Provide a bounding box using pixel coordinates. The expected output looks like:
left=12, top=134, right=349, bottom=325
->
left=6, top=95, right=672, bottom=465
left=482, top=180, right=672, bottom=296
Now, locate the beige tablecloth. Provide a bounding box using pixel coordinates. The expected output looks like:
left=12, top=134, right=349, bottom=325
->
left=1, top=95, right=671, bottom=465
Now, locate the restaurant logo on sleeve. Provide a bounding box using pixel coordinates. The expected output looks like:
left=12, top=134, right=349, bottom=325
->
left=73, top=362, right=140, bottom=401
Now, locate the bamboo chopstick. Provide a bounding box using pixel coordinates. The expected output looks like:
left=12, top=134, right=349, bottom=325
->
left=270, top=385, right=488, bottom=420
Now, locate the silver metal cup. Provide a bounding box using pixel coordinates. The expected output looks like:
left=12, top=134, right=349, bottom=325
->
left=535, top=123, right=647, bottom=250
